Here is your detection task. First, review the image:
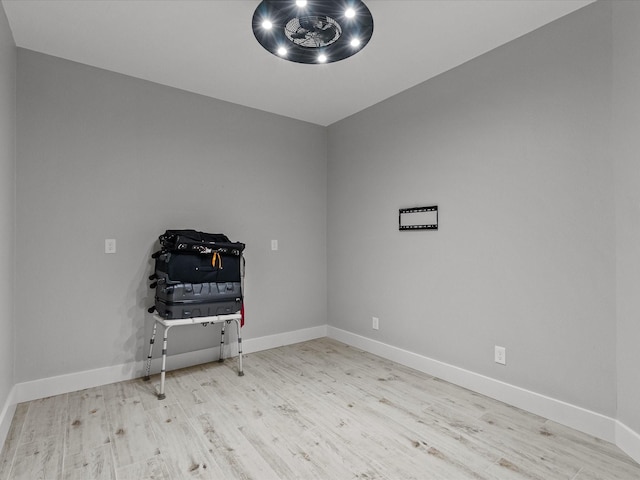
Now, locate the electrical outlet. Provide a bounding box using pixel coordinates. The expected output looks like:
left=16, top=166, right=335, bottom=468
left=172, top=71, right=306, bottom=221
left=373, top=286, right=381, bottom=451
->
left=271, top=239, right=278, bottom=251
left=495, top=345, right=506, bottom=365
left=372, top=316, right=379, bottom=330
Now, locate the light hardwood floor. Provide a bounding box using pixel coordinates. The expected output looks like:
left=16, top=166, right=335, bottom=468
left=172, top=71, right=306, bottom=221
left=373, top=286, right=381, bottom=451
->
left=1, top=337, right=639, bottom=479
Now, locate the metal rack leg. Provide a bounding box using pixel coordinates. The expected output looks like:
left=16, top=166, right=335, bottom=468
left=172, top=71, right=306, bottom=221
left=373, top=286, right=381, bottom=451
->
left=143, top=321, right=158, bottom=381
left=219, top=321, right=226, bottom=363
left=234, top=318, right=244, bottom=376
left=158, top=325, right=171, bottom=400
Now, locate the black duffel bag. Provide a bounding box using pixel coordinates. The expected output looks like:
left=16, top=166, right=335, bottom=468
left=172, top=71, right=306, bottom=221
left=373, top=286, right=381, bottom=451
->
left=159, top=229, right=244, bottom=256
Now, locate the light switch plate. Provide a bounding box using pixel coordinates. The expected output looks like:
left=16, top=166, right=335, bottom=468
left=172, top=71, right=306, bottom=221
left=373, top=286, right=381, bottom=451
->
left=105, top=239, right=116, bottom=254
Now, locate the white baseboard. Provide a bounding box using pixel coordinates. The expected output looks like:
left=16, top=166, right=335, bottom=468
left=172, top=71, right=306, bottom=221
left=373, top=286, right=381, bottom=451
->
left=326, top=326, right=632, bottom=452
left=242, top=324, right=328, bottom=354
left=616, top=420, right=640, bottom=464
left=12, top=324, right=327, bottom=404
left=0, top=387, right=16, bottom=449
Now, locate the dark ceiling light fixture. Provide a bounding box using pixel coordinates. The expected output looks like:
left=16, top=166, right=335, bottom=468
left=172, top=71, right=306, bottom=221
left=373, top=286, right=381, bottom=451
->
left=252, top=0, right=374, bottom=64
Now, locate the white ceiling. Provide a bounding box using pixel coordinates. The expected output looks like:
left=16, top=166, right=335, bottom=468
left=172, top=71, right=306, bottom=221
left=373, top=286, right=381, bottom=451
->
left=2, top=0, right=595, bottom=126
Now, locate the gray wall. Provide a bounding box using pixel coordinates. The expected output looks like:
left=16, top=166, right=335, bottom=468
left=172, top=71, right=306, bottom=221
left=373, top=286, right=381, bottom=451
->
left=0, top=4, right=15, bottom=411
left=15, top=50, right=327, bottom=382
left=612, top=0, right=640, bottom=434
left=327, top=1, right=617, bottom=416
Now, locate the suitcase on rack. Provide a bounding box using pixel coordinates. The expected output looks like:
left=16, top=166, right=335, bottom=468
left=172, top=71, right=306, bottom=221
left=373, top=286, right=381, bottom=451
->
left=152, top=229, right=245, bottom=284
left=154, top=298, right=242, bottom=319
left=153, top=281, right=242, bottom=319
left=153, top=251, right=242, bottom=284
left=148, top=229, right=245, bottom=321
left=155, top=280, right=242, bottom=305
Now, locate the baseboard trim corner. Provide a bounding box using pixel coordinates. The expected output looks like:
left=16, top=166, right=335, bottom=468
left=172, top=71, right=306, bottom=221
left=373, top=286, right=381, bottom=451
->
left=327, top=326, right=618, bottom=446
left=616, top=420, right=640, bottom=465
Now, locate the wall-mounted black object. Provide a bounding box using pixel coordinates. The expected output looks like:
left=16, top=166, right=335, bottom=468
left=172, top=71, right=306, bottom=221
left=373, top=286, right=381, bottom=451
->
left=252, top=0, right=374, bottom=64
left=399, top=206, right=438, bottom=231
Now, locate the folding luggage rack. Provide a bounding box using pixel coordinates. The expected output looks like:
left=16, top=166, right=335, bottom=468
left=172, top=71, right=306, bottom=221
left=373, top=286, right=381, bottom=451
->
left=143, top=312, right=244, bottom=400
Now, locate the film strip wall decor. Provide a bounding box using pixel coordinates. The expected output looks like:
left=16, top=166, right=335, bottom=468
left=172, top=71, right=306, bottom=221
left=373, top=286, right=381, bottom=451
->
left=399, top=205, right=438, bottom=231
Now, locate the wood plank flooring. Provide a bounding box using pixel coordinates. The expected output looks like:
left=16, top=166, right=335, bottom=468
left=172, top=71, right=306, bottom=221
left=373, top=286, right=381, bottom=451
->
left=1, top=337, right=639, bottom=479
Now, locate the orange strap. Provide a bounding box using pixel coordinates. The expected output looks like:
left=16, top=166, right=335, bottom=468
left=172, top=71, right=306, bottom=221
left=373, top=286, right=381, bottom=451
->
left=211, top=252, right=223, bottom=269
